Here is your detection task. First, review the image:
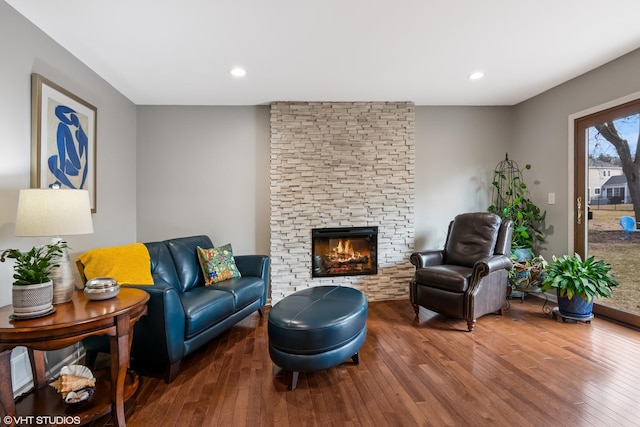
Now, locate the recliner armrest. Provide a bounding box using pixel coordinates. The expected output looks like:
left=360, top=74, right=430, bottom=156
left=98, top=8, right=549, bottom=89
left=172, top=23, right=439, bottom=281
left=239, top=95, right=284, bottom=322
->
left=410, top=250, right=444, bottom=269
left=472, top=254, right=513, bottom=277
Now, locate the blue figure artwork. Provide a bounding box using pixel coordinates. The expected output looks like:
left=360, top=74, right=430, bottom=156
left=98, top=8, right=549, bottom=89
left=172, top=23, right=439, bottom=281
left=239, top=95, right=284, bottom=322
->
left=47, top=105, right=89, bottom=190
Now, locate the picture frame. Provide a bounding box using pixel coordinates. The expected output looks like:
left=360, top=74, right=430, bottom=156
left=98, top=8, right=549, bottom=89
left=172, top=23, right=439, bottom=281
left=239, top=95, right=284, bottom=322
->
left=31, top=73, right=97, bottom=212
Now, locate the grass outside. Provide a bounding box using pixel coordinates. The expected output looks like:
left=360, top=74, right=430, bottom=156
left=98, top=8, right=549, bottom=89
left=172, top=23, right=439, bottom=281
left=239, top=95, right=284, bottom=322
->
left=587, top=204, right=640, bottom=313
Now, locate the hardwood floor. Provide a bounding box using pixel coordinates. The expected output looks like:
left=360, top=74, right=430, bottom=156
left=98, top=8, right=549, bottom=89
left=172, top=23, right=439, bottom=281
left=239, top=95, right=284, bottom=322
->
left=94, top=297, right=640, bottom=426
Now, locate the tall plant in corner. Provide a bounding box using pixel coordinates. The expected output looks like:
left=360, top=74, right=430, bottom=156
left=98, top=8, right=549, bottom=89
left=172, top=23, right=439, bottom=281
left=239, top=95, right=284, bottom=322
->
left=488, top=154, right=546, bottom=257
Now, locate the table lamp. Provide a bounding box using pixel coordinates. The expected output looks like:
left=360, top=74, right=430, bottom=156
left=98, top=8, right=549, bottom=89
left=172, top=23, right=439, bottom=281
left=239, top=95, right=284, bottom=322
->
left=15, top=188, right=94, bottom=304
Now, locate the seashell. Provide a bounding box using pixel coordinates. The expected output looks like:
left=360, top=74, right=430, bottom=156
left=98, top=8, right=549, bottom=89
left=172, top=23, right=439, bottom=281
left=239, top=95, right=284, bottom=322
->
left=60, top=374, right=95, bottom=393
left=60, top=364, right=94, bottom=379
left=64, top=387, right=95, bottom=405
left=49, top=364, right=96, bottom=401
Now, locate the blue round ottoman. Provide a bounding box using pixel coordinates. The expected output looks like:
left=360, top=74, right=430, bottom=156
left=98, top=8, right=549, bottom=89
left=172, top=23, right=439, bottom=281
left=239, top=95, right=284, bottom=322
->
left=268, top=285, right=368, bottom=390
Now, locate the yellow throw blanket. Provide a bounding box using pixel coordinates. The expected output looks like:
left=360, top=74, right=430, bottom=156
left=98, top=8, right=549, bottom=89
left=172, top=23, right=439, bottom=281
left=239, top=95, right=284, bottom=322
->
left=77, top=243, right=154, bottom=285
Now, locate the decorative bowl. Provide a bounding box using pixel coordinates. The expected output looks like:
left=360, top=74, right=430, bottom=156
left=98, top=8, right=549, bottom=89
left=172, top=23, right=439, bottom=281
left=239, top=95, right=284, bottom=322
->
left=84, top=277, right=120, bottom=300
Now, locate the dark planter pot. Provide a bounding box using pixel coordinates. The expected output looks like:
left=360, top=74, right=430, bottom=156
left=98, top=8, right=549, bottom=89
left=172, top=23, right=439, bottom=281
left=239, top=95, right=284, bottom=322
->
left=557, top=290, right=594, bottom=319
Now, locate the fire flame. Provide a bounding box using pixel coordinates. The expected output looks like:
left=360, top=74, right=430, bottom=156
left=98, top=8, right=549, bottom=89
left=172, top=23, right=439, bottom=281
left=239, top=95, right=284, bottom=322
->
left=330, top=239, right=362, bottom=262
left=336, top=239, right=354, bottom=258
left=317, top=237, right=372, bottom=274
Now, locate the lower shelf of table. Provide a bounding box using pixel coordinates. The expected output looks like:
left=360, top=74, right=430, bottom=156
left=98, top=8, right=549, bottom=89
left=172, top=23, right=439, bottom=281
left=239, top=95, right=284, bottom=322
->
left=14, top=369, right=139, bottom=425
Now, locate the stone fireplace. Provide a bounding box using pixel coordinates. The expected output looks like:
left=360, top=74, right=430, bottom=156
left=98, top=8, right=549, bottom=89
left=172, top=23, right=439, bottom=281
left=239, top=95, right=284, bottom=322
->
left=270, top=102, right=415, bottom=304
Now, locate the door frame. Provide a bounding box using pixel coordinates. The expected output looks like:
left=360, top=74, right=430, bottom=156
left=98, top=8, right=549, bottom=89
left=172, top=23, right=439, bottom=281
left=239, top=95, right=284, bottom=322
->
left=568, top=90, right=640, bottom=328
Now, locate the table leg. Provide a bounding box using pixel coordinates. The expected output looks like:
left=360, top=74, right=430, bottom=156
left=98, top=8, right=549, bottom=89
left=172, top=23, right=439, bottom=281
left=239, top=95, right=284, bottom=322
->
left=109, top=312, right=131, bottom=427
left=0, top=349, right=16, bottom=424
left=27, top=349, right=47, bottom=387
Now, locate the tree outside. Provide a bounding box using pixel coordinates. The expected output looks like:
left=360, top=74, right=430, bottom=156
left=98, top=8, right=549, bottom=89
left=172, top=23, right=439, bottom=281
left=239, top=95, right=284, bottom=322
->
left=588, top=113, right=640, bottom=316
left=589, top=113, right=639, bottom=215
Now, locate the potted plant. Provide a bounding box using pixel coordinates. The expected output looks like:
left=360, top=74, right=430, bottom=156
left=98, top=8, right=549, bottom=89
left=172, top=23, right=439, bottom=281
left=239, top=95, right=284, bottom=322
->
left=510, top=254, right=547, bottom=291
left=1, top=241, right=66, bottom=318
left=488, top=154, right=546, bottom=260
left=540, top=253, right=618, bottom=319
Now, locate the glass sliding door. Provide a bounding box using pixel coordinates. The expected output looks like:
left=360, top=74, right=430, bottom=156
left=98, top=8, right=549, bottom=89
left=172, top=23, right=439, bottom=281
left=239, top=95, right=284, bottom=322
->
left=574, top=99, right=640, bottom=327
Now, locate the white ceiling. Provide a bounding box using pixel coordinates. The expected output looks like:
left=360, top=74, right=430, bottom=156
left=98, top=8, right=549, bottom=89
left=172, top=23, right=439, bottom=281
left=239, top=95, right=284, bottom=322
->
left=7, top=0, right=640, bottom=106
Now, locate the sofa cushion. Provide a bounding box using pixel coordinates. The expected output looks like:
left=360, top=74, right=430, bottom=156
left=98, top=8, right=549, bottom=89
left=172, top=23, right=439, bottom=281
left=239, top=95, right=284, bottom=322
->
left=166, top=235, right=213, bottom=292
left=180, top=287, right=236, bottom=339
left=207, top=276, right=265, bottom=310
left=197, top=244, right=241, bottom=284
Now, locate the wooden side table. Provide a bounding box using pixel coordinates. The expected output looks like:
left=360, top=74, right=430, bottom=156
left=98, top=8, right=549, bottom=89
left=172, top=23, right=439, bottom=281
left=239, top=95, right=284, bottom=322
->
left=0, top=288, right=149, bottom=427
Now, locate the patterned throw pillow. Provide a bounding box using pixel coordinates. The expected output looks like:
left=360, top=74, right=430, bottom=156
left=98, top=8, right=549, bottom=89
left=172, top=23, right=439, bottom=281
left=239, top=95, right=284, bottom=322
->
left=197, top=244, right=241, bottom=285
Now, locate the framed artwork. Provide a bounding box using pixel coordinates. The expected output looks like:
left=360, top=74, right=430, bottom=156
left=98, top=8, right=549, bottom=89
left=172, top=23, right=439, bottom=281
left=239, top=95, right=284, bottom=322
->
left=31, top=73, right=97, bottom=212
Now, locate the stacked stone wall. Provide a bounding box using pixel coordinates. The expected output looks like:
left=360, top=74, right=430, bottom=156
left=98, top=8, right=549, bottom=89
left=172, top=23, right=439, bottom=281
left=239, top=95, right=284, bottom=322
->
left=270, top=102, right=415, bottom=304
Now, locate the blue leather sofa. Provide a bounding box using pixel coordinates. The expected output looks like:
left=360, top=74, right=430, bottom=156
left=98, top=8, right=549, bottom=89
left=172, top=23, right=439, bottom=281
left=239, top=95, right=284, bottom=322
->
left=82, top=235, right=269, bottom=383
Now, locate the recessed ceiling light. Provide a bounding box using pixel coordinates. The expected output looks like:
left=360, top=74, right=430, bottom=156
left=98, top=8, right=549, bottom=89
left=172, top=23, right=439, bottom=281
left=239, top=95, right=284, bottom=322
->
left=468, top=71, right=485, bottom=81
left=230, top=67, right=247, bottom=77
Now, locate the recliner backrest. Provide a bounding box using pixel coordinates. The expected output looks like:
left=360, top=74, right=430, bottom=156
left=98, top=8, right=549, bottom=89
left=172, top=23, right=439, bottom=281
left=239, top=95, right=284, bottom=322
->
left=444, top=212, right=501, bottom=268
left=494, top=220, right=513, bottom=256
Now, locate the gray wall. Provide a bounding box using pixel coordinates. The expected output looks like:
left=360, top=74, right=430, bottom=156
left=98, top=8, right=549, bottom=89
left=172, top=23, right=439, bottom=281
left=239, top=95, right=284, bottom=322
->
left=0, top=1, right=138, bottom=307
left=134, top=49, right=640, bottom=264
left=136, top=104, right=512, bottom=259
left=512, top=48, right=640, bottom=259
left=136, top=106, right=270, bottom=255
left=414, top=106, right=512, bottom=250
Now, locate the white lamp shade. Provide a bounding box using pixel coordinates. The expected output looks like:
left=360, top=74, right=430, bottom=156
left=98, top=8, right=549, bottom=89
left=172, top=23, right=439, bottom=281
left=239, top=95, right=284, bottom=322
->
left=15, top=189, right=94, bottom=236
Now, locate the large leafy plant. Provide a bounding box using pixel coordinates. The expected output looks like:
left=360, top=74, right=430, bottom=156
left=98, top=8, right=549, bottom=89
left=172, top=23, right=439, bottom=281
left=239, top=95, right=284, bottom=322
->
left=540, top=254, right=618, bottom=303
left=1, top=242, right=66, bottom=285
left=488, top=155, right=546, bottom=250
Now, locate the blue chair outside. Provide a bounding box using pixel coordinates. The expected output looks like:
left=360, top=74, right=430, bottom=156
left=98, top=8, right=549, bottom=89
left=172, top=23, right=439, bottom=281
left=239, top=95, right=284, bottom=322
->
left=619, top=216, right=640, bottom=239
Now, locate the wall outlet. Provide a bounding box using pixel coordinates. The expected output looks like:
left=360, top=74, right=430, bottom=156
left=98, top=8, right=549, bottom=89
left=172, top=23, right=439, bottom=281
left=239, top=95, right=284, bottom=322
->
left=548, top=192, right=556, bottom=205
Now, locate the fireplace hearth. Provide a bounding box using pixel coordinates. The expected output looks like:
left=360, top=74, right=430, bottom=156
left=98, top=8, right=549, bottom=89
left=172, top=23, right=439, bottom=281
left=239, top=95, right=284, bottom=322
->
left=312, top=227, right=378, bottom=277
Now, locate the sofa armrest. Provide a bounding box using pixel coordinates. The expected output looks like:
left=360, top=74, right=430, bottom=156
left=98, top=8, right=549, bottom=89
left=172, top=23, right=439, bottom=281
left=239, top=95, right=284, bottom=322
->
left=234, top=255, right=270, bottom=306
left=235, top=255, right=269, bottom=277
left=123, top=283, right=186, bottom=365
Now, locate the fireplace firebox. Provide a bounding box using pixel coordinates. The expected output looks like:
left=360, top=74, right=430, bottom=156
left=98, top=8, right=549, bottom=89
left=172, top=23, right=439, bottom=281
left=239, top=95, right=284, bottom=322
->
left=312, top=227, right=378, bottom=277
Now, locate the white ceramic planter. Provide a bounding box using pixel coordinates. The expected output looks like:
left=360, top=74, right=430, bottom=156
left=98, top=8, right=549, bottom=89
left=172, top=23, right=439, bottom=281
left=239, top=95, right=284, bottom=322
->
left=12, top=280, right=54, bottom=318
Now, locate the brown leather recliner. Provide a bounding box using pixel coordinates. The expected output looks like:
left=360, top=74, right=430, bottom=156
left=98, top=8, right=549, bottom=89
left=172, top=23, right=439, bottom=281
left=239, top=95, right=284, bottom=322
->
left=409, top=212, right=513, bottom=331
